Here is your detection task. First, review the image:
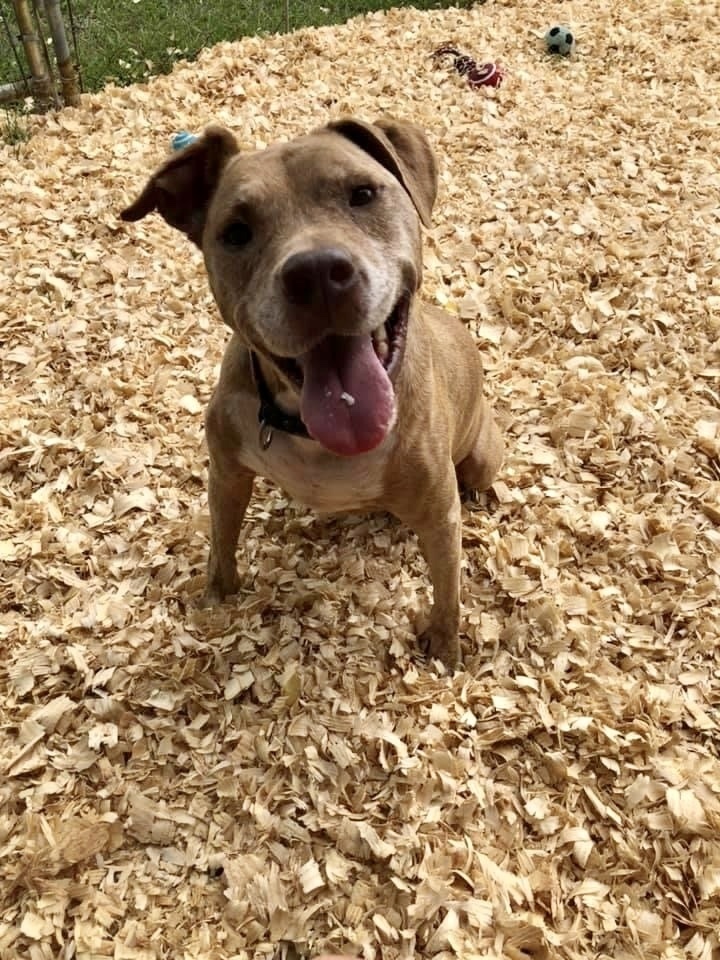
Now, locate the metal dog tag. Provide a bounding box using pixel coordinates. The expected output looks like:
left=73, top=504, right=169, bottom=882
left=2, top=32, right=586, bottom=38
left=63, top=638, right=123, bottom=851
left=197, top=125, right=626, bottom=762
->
left=259, top=421, right=274, bottom=450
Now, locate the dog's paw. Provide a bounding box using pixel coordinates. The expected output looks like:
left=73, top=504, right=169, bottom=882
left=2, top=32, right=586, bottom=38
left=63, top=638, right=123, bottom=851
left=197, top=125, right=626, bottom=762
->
left=418, top=625, right=461, bottom=670
left=202, top=570, right=240, bottom=607
left=201, top=586, right=223, bottom=608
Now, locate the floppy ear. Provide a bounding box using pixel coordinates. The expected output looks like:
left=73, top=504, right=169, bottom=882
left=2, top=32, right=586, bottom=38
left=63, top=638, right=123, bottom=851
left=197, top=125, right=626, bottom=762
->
left=326, top=117, right=437, bottom=227
left=120, top=125, right=239, bottom=247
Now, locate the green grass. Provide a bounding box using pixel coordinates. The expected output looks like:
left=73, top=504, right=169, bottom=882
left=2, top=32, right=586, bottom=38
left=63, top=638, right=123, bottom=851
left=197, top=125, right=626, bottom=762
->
left=0, top=0, right=478, bottom=95
left=0, top=105, right=31, bottom=145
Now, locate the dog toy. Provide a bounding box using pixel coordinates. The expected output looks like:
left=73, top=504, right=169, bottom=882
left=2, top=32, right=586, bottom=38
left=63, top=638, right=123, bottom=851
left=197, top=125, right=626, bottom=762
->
left=544, top=25, right=576, bottom=56
left=432, top=43, right=504, bottom=89
left=171, top=130, right=199, bottom=152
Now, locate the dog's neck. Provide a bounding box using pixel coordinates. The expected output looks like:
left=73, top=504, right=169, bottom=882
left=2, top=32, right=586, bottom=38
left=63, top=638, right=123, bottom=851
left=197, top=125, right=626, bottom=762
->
left=250, top=350, right=309, bottom=442
left=254, top=352, right=300, bottom=410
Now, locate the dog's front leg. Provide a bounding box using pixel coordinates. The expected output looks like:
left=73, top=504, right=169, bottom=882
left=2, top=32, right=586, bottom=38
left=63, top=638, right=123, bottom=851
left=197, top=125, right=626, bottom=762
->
left=390, top=463, right=463, bottom=668
left=205, top=465, right=255, bottom=604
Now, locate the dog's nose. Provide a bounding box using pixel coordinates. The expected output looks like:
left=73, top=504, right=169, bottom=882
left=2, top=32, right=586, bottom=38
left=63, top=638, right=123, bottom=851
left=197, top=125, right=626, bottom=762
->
left=281, top=247, right=357, bottom=308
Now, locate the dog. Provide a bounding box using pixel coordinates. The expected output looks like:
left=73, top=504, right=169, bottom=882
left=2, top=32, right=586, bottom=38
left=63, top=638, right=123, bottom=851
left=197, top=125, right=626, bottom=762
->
left=121, top=117, right=503, bottom=667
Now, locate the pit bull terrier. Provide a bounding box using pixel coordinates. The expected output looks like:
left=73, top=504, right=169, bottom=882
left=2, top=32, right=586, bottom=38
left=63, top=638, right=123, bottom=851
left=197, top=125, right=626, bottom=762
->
left=121, top=117, right=503, bottom=667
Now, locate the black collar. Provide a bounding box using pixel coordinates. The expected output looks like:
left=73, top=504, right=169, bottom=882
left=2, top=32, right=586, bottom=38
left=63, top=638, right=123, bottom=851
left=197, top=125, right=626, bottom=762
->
left=250, top=351, right=310, bottom=449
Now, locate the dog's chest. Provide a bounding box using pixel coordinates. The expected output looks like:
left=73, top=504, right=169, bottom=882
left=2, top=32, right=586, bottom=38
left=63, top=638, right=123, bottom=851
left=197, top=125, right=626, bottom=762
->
left=237, top=425, right=388, bottom=513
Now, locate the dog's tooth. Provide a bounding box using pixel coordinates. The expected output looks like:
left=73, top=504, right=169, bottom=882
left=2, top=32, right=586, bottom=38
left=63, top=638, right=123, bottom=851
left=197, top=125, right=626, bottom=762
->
left=340, top=391, right=356, bottom=406
left=372, top=323, right=390, bottom=361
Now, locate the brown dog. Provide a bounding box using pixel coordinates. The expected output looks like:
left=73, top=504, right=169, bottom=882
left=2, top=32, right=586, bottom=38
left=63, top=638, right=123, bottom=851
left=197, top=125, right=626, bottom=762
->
left=121, top=118, right=503, bottom=667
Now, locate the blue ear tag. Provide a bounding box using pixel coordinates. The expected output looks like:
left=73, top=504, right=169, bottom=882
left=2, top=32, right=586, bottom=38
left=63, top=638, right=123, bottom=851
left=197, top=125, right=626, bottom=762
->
left=171, top=131, right=199, bottom=152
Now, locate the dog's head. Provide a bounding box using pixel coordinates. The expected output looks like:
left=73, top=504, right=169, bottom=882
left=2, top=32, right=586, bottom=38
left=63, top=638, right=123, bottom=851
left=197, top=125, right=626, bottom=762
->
left=121, top=118, right=437, bottom=456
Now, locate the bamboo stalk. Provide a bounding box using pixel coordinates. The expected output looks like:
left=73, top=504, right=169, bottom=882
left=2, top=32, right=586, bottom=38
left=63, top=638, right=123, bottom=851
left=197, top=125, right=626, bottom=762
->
left=31, top=0, right=62, bottom=108
left=11, top=0, right=53, bottom=103
left=64, top=0, right=84, bottom=93
left=44, top=0, right=81, bottom=105
left=1, top=3, right=30, bottom=84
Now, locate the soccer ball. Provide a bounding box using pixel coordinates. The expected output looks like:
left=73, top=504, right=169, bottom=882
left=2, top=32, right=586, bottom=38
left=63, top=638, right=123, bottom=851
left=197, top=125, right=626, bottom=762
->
left=544, top=25, right=576, bottom=56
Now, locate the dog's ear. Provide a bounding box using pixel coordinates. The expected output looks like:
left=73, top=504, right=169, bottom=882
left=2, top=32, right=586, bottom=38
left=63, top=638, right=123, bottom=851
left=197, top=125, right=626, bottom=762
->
left=326, top=117, right=437, bottom=227
left=120, top=126, right=239, bottom=247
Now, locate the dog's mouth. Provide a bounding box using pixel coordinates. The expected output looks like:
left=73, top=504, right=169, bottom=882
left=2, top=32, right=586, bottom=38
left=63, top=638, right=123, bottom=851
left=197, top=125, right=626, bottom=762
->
left=273, top=292, right=409, bottom=386
left=370, top=291, right=411, bottom=374
left=267, top=292, right=410, bottom=457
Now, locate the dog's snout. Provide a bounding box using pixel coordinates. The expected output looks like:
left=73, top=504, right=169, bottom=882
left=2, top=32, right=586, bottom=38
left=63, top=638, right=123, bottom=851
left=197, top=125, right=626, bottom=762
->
left=281, top=247, right=357, bottom=308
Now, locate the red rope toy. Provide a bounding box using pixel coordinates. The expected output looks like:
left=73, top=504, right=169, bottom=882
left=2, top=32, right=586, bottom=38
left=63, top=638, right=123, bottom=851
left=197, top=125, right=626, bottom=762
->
left=432, top=43, right=504, bottom=89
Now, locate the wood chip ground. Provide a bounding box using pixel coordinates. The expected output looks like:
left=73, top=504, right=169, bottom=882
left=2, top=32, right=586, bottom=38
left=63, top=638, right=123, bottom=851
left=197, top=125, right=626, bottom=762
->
left=1, top=1, right=719, bottom=957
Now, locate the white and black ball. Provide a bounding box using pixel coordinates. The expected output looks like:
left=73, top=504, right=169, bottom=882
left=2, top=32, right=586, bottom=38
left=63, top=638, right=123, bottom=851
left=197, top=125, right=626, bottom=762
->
left=545, top=25, right=576, bottom=56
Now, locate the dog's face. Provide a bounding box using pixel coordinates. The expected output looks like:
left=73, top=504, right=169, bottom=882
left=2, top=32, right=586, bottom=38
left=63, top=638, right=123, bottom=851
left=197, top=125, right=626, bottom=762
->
left=122, top=119, right=437, bottom=456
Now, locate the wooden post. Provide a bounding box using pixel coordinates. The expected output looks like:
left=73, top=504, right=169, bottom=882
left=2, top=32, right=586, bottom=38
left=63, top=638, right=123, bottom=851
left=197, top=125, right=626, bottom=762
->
left=283, top=0, right=290, bottom=32
left=44, top=0, right=81, bottom=105
left=11, top=0, right=52, bottom=104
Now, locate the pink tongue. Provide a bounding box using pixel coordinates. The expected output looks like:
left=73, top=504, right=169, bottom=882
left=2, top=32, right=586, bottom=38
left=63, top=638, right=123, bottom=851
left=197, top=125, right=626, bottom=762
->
left=298, top=334, right=395, bottom=456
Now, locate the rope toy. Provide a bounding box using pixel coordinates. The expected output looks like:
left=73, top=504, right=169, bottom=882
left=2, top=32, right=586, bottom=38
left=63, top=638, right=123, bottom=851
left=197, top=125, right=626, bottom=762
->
left=432, top=43, right=504, bottom=89
left=171, top=130, right=199, bottom=152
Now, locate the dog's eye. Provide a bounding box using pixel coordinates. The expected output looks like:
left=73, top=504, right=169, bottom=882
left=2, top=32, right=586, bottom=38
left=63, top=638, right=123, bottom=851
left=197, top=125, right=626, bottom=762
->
left=349, top=185, right=376, bottom=207
left=221, top=221, right=253, bottom=247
